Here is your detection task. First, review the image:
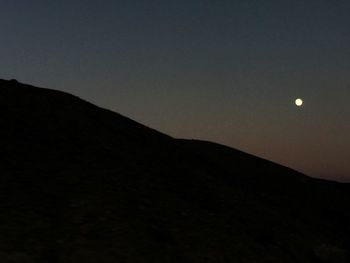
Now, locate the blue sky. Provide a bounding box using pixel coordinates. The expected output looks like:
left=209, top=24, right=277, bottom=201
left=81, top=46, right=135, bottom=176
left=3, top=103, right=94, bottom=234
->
left=1, top=0, right=349, bottom=181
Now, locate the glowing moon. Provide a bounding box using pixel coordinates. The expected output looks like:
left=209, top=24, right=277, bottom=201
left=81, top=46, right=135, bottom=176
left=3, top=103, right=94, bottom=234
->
left=295, top=98, right=303, bottom=107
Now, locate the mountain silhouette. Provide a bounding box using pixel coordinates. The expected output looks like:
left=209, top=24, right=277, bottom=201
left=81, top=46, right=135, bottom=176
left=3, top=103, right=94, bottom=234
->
left=0, top=79, right=349, bottom=263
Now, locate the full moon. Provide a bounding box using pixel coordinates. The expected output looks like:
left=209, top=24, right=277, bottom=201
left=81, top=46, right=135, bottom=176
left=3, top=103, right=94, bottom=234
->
left=295, top=98, right=303, bottom=107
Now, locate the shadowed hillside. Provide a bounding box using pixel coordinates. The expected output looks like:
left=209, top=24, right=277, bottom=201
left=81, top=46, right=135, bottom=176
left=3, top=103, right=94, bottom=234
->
left=0, top=79, right=349, bottom=263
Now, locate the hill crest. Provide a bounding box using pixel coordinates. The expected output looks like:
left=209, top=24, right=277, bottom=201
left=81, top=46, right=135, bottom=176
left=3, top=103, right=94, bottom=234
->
left=0, top=78, right=349, bottom=263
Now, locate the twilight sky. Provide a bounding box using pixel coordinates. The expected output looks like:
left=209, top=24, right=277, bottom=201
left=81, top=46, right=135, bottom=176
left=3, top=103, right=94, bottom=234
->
left=1, top=0, right=349, bottom=181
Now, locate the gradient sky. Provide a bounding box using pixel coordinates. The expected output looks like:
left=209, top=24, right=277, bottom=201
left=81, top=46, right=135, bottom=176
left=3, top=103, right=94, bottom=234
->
left=1, top=0, right=349, bottom=181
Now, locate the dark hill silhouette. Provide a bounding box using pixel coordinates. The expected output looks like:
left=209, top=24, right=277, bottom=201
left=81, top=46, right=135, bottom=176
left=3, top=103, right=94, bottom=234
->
left=0, top=79, right=349, bottom=263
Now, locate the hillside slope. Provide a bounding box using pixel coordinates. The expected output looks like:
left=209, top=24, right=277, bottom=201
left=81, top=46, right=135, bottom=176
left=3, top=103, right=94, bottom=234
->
left=0, top=79, right=349, bottom=263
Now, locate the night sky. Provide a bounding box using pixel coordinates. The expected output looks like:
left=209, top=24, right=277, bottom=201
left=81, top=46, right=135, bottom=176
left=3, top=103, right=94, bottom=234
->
left=1, top=1, right=349, bottom=181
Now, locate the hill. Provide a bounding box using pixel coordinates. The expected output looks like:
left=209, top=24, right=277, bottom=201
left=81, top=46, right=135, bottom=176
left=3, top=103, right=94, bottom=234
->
left=0, top=79, right=349, bottom=263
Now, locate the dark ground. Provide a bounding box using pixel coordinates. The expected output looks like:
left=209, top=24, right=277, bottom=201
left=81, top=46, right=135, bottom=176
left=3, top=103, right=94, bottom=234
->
left=0, top=79, right=349, bottom=262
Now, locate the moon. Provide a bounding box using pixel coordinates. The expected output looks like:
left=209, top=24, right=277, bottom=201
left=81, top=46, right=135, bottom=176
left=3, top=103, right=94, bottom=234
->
left=295, top=98, right=303, bottom=107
